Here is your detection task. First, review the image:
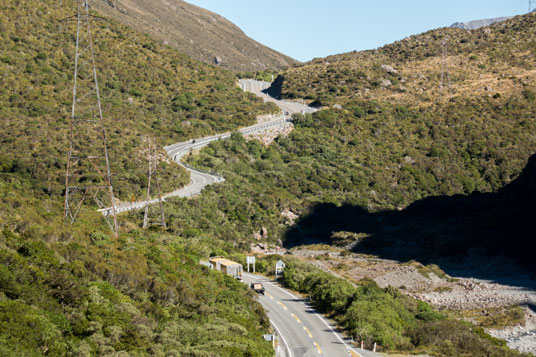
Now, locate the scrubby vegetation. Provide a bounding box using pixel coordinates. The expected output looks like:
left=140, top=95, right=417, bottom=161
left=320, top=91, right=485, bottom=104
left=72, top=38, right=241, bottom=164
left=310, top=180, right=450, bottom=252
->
left=0, top=0, right=276, bottom=203
left=178, top=13, right=536, bottom=273
left=2, top=0, right=535, bottom=355
left=184, top=90, right=536, bottom=250
left=455, top=306, right=526, bottom=330
left=274, top=13, right=536, bottom=107
left=0, top=0, right=278, bottom=354
left=276, top=257, right=527, bottom=356
left=0, top=223, right=272, bottom=356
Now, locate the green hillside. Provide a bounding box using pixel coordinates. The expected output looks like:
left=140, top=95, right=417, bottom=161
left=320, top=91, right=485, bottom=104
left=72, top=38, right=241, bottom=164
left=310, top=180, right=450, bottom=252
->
left=1, top=0, right=535, bottom=355
left=0, top=0, right=276, bottom=204
left=0, top=0, right=276, bottom=355
left=181, top=13, right=536, bottom=251
left=273, top=12, right=536, bottom=107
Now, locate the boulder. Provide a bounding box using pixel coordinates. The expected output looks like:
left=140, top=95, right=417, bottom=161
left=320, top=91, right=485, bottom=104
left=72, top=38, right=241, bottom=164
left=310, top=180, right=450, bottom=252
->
left=381, top=64, right=399, bottom=75
left=380, top=79, right=392, bottom=87
left=214, top=56, right=223, bottom=65
left=403, top=155, right=416, bottom=164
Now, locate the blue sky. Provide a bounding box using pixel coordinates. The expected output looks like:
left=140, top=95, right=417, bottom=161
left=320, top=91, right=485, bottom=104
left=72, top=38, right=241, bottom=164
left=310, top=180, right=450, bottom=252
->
left=185, top=0, right=530, bottom=62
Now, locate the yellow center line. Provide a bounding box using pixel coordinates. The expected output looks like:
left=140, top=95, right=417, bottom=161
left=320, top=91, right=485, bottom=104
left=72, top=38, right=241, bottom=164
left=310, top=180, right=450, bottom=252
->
left=277, top=301, right=288, bottom=310
left=314, top=342, right=322, bottom=354
left=303, top=326, right=313, bottom=339
left=266, top=292, right=274, bottom=300
left=349, top=350, right=361, bottom=357
left=291, top=313, right=302, bottom=323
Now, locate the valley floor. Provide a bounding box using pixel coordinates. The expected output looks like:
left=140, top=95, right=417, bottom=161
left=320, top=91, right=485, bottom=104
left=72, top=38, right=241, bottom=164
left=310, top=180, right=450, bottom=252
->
left=288, top=247, right=536, bottom=355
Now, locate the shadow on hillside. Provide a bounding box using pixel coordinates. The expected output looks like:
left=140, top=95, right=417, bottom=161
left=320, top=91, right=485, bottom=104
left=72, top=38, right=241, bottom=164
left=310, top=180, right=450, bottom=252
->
left=262, top=75, right=283, bottom=100
left=284, top=153, right=536, bottom=288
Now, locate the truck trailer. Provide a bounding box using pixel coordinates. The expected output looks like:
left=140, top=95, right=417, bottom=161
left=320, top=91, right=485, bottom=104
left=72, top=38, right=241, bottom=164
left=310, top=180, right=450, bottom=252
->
left=209, top=257, right=243, bottom=280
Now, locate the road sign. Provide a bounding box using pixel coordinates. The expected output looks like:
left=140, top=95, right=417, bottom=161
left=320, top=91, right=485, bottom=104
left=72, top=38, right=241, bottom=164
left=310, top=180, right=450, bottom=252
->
left=275, top=260, right=285, bottom=277
left=246, top=256, right=256, bottom=273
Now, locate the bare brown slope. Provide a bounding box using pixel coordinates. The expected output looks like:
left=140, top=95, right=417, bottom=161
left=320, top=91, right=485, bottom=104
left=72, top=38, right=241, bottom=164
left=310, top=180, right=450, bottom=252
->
left=91, top=0, right=299, bottom=72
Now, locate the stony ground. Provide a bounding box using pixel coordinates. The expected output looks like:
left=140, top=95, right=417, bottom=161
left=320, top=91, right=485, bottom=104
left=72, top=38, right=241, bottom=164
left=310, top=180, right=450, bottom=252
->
left=244, top=113, right=294, bottom=145
left=289, top=247, right=536, bottom=355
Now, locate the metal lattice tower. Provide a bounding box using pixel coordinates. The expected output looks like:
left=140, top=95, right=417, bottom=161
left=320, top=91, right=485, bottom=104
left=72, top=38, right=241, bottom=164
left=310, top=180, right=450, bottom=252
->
left=439, top=37, right=452, bottom=100
left=143, top=137, right=167, bottom=229
left=63, top=0, right=119, bottom=236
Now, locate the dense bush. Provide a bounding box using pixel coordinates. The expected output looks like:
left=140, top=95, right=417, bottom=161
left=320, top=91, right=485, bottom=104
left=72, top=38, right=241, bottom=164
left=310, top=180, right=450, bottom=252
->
left=0, top=225, right=273, bottom=356
left=180, top=91, right=536, bottom=249
left=278, top=258, right=526, bottom=356
left=0, top=0, right=279, bottom=354
left=0, top=0, right=277, bottom=203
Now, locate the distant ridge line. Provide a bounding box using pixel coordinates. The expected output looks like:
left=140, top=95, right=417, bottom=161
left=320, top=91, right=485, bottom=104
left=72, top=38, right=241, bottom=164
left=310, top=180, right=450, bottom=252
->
left=451, top=16, right=513, bottom=30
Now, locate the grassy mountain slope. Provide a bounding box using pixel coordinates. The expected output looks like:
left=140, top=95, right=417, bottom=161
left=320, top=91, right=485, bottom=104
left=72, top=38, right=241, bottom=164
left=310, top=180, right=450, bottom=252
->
left=180, top=15, right=536, bottom=263
left=0, top=0, right=276, bottom=354
left=1, top=0, right=534, bottom=355
left=285, top=151, right=536, bottom=271
left=0, top=0, right=276, bottom=203
left=273, top=12, right=536, bottom=107
left=185, top=91, right=536, bottom=262
left=0, top=226, right=272, bottom=356
left=91, top=0, right=299, bottom=72
left=163, top=14, right=536, bottom=355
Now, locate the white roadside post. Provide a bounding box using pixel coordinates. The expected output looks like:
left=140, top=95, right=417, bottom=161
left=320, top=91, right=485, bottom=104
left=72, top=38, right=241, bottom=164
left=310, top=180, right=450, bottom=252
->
left=246, top=256, right=256, bottom=273
left=263, top=334, right=275, bottom=349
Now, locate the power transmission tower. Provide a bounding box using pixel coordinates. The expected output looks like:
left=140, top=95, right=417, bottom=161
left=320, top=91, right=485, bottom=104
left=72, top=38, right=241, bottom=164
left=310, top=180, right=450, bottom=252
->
left=62, top=0, right=119, bottom=236
left=143, top=137, right=167, bottom=229
left=439, top=36, right=452, bottom=101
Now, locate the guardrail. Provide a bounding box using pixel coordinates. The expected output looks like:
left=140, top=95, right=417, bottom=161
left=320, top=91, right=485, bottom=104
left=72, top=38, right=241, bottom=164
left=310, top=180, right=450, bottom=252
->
left=100, top=99, right=301, bottom=216
left=179, top=160, right=223, bottom=179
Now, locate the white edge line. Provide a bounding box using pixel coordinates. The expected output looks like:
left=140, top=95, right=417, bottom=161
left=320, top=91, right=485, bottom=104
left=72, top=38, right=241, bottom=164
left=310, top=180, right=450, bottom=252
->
left=243, top=273, right=363, bottom=357
left=271, top=319, right=293, bottom=357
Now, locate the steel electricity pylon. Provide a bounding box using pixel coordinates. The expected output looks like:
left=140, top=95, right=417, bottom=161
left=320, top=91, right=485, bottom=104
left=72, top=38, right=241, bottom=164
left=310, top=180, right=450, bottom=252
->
left=62, top=0, right=118, bottom=236
left=143, top=136, right=167, bottom=229
left=439, top=36, right=452, bottom=101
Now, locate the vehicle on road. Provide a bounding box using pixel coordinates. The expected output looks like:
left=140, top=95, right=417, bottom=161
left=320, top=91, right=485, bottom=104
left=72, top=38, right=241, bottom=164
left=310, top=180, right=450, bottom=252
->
left=250, top=282, right=265, bottom=295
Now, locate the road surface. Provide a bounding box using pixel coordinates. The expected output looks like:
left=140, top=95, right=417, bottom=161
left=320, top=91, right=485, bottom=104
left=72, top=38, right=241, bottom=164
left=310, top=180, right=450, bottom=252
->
left=239, top=79, right=316, bottom=115
left=99, top=83, right=380, bottom=357
left=243, top=273, right=381, bottom=357
left=99, top=80, right=316, bottom=215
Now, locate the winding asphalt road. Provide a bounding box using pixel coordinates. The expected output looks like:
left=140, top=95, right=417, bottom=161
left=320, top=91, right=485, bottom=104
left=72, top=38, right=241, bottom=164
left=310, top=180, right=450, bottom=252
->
left=99, top=80, right=315, bottom=215
left=239, top=79, right=316, bottom=115
left=100, top=81, right=380, bottom=356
